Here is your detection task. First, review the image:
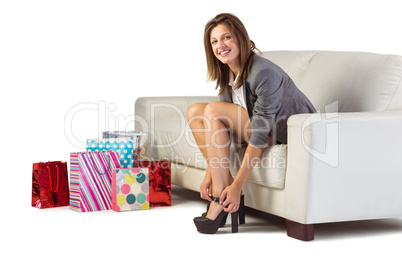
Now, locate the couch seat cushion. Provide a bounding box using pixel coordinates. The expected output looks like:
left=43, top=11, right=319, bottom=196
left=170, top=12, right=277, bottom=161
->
left=229, top=144, right=288, bottom=189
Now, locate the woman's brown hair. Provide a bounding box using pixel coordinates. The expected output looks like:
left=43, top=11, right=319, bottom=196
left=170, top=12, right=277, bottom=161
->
left=204, top=13, right=257, bottom=95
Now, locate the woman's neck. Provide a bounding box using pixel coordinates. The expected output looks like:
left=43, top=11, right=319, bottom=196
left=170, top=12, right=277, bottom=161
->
left=230, top=68, right=239, bottom=78
left=228, top=61, right=240, bottom=78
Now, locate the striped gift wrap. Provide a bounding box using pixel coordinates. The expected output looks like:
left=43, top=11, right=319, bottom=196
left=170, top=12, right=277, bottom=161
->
left=69, top=151, right=121, bottom=212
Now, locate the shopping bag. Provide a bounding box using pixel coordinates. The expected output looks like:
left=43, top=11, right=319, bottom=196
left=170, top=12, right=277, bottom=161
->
left=137, top=161, right=171, bottom=207
left=86, top=138, right=134, bottom=168
left=103, top=131, right=147, bottom=167
left=69, top=151, right=120, bottom=212
left=32, top=161, right=69, bottom=209
left=112, top=167, right=150, bottom=212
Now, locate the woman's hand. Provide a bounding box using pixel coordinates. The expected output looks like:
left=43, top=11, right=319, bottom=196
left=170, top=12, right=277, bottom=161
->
left=220, top=183, right=242, bottom=213
left=200, top=167, right=212, bottom=201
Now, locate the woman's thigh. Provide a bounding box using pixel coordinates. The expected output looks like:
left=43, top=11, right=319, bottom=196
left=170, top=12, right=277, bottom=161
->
left=204, top=101, right=252, bottom=143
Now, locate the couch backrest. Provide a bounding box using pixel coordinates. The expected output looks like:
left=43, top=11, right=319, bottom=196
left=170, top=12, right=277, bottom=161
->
left=261, top=51, right=402, bottom=112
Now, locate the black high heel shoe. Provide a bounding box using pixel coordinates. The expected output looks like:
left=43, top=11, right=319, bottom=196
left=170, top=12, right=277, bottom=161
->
left=201, top=195, right=245, bottom=227
left=239, top=194, right=245, bottom=225
left=193, top=196, right=242, bottom=234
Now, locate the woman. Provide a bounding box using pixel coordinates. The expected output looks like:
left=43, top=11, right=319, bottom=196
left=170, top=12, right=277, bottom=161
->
left=187, top=13, right=316, bottom=234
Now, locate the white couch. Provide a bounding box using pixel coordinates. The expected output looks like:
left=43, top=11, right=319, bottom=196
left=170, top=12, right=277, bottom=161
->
left=134, top=50, right=402, bottom=240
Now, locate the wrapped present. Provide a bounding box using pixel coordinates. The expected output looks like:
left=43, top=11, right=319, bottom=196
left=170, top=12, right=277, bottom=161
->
left=69, top=151, right=120, bottom=212
left=112, top=167, right=150, bottom=212
left=137, top=161, right=171, bottom=207
left=32, top=161, right=69, bottom=209
left=86, top=138, right=134, bottom=168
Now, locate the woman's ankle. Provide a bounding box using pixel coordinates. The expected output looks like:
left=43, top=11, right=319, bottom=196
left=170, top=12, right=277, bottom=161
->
left=206, top=200, right=223, bottom=220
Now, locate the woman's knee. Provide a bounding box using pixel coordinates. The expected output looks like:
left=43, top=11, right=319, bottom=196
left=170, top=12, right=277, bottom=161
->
left=186, top=103, right=207, bottom=121
left=203, top=101, right=223, bottom=119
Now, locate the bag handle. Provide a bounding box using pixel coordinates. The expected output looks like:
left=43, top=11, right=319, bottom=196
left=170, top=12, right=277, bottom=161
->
left=89, top=152, right=111, bottom=175
left=47, top=165, right=59, bottom=192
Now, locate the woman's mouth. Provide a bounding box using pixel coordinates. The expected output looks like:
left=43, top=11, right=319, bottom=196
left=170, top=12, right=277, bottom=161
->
left=219, top=50, right=230, bottom=56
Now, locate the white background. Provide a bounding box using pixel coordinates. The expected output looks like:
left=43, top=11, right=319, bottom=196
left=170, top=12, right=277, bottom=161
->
left=1, top=0, right=402, bottom=267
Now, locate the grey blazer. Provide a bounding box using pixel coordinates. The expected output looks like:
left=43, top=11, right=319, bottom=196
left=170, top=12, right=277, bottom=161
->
left=220, top=54, right=316, bottom=148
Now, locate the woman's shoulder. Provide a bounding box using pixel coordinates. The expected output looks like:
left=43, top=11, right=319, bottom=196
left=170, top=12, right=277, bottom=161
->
left=248, top=54, right=284, bottom=83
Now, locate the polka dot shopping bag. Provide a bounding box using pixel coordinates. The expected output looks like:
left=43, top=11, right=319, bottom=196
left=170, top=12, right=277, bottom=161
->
left=112, top=168, right=150, bottom=212
left=86, top=138, right=134, bottom=168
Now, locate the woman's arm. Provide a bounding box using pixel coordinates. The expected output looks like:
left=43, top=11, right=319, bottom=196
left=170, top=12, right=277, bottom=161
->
left=200, top=165, right=213, bottom=201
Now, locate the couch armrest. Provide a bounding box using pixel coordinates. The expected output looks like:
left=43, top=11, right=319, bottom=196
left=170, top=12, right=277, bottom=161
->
left=134, top=96, right=218, bottom=132
left=134, top=96, right=218, bottom=159
left=285, top=110, right=402, bottom=224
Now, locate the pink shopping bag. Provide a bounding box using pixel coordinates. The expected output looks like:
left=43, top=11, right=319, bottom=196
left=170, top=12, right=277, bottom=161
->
left=69, top=151, right=120, bottom=212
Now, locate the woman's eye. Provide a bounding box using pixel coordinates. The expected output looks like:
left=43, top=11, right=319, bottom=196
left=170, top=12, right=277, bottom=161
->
left=225, top=35, right=231, bottom=40
left=211, top=40, right=217, bottom=45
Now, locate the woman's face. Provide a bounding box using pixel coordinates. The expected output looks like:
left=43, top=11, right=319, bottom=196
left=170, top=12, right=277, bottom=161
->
left=210, top=24, right=240, bottom=72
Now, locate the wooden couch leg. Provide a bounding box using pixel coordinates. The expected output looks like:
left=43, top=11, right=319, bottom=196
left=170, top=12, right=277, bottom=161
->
left=286, top=220, right=314, bottom=241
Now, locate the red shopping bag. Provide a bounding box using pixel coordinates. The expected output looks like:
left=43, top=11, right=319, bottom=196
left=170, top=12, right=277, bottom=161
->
left=137, top=161, right=171, bottom=207
left=32, top=161, right=69, bottom=208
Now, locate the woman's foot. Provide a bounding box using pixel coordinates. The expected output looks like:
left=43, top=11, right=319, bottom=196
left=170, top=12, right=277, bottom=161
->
left=205, top=198, right=224, bottom=220
left=193, top=196, right=238, bottom=234
left=202, top=194, right=245, bottom=227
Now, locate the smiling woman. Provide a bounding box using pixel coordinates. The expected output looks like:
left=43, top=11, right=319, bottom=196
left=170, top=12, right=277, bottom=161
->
left=187, top=13, right=316, bottom=235
left=203, top=13, right=257, bottom=94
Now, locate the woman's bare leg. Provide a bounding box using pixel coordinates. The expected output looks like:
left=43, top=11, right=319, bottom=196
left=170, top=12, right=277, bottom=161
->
left=187, top=103, right=214, bottom=200
left=186, top=103, right=209, bottom=159
left=202, top=101, right=251, bottom=220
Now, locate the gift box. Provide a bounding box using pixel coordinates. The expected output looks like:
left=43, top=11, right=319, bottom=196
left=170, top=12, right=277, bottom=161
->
left=32, top=161, right=69, bottom=209
left=112, top=167, right=150, bottom=212
left=137, top=161, right=171, bottom=207
left=69, top=151, right=120, bottom=212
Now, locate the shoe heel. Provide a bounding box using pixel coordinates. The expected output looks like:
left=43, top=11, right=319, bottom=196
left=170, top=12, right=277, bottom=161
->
left=239, top=195, right=245, bottom=225
left=220, top=213, right=228, bottom=227
left=231, top=211, right=239, bottom=233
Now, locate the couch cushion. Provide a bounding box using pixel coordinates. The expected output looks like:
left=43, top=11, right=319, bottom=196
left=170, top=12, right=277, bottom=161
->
left=261, top=51, right=316, bottom=86
left=300, top=51, right=402, bottom=112
left=229, top=144, right=287, bottom=189
left=262, top=51, right=402, bottom=113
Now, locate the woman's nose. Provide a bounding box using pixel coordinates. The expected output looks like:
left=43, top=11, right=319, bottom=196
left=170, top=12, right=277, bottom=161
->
left=219, top=41, right=226, bottom=49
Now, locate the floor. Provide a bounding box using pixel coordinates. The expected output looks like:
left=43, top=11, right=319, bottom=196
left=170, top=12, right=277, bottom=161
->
left=6, top=186, right=402, bottom=268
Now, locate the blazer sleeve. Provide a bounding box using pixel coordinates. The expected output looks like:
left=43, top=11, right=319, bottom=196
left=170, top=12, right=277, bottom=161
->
left=248, top=68, right=284, bottom=149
